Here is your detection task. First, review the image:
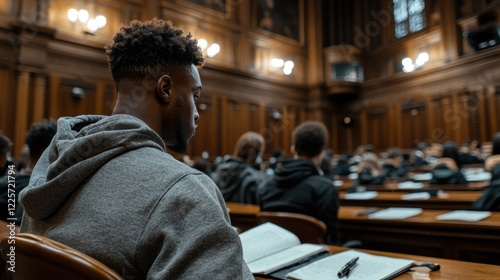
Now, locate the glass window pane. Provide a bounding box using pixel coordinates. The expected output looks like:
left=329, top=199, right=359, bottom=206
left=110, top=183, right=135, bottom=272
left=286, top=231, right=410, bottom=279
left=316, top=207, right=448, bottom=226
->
left=409, top=14, right=425, bottom=32
left=408, top=0, right=424, bottom=14
left=395, top=22, right=408, bottom=38
left=393, top=0, right=408, bottom=23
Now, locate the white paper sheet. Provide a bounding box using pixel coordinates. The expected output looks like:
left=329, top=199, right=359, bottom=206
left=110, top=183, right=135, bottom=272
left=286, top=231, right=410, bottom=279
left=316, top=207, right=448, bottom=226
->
left=368, top=207, right=423, bottom=219
left=344, top=191, right=378, bottom=200
left=436, top=210, right=492, bottom=222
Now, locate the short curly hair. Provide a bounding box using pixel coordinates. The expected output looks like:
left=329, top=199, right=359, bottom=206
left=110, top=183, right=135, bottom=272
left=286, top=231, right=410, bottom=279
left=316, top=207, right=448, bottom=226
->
left=26, top=119, right=57, bottom=159
left=105, top=18, right=204, bottom=84
left=292, top=121, right=328, bottom=158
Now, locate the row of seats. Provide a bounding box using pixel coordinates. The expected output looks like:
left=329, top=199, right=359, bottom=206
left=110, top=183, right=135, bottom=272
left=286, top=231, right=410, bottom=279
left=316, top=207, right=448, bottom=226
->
left=0, top=212, right=328, bottom=279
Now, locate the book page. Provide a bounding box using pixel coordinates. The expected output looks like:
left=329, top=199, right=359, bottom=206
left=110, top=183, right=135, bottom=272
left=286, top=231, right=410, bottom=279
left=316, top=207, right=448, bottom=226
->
left=286, top=250, right=413, bottom=280
left=239, top=222, right=300, bottom=263
left=248, top=243, right=326, bottom=274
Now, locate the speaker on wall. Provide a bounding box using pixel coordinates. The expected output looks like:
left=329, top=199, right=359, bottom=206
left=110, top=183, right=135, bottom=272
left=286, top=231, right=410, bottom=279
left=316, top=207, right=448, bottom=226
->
left=464, top=24, right=500, bottom=51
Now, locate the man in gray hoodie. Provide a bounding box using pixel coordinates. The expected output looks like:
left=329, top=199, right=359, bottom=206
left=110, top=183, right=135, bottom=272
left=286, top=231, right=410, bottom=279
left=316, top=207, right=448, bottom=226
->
left=19, top=18, right=253, bottom=280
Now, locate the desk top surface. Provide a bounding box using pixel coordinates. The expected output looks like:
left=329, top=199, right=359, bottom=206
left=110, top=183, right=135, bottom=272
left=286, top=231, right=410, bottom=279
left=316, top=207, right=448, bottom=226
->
left=255, top=245, right=500, bottom=280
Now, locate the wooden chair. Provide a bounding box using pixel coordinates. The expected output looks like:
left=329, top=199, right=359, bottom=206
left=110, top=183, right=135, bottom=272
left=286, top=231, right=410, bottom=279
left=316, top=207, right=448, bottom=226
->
left=257, top=211, right=327, bottom=244
left=0, top=220, right=19, bottom=238
left=0, top=233, right=123, bottom=280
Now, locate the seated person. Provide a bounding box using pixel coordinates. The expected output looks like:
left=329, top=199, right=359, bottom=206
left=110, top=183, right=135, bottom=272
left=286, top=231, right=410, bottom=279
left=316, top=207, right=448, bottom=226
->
left=473, top=163, right=500, bottom=211
left=382, top=147, right=408, bottom=179
left=211, top=131, right=267, bottom=204
left=0, top=120, right=57, bottom=224
left=485, top=132, right=500, bottom=172
left=19, top=19, right=252, bottom=279
left=259, top=121, right=340, bottom=244
left=0, top=132, right=13, bottom=177
left=430, top=141, right=467, bottom=184
left=354, top=154, right=385, bottom=186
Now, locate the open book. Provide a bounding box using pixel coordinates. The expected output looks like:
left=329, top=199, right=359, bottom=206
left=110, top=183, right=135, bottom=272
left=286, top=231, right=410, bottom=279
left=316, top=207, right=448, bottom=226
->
left=239, top=222, right=327, bottom=275
left=286, top=249, right=414, bottom=280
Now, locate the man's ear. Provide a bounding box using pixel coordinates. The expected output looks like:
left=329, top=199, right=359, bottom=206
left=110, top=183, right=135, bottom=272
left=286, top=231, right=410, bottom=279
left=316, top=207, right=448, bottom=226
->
left=157, top=75, right=172, bottom=104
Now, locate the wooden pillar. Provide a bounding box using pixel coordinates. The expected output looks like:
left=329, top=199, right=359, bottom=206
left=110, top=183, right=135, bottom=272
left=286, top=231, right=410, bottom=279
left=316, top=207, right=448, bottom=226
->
left=360, top=110, right=367, bottom=145
left=32, top=74, right=46, bottom=122
left=477, top=89, right=487, bottom=142
left=95, top=82, right=105, bottom=115
left=487, top=86, right=497, bottom=137
left=48, top=76, right=60, bottom=119
left=282, top=105, right=290, bottom=154
left=426, top=97, right=434, bottom=143
left=14, top=71, right=30, bottom=157
left=220, top=95, right=230, bottom=156
left=440, top=0, right=460, bottom=61
left=394, top=103, right=403, bottom=148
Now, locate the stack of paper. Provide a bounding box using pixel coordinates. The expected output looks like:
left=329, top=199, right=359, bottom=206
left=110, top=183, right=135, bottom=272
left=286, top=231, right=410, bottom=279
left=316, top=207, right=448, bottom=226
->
left=397, top=181, right=424, bottom=189
left=344, top=191, right=378, bottom=200
left=411, top=173, right=432, bottom=181
left=436, top=210, right=492, bottom=222
left=285, top=250, right=414, bottom=280
left=368, top=207, right=423, bottom=219
left=401, top=192, right=430, bottom=200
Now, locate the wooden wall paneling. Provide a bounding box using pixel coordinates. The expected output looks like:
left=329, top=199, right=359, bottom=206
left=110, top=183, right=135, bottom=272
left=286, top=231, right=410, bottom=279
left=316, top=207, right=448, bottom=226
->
left=241, top=101, right=250, bottom=134
left=439, top=0, right=460, bottom=60
left=360, top=110, right=368, bottom=146
left=387, top=105, right=396, bottom=148
left=280, top=105, right=290, bottom=156
left=477, top=89, right=488, bottom=142
left=487, top=87, right=497, bottom=138
left=13, top=71, right=30, bottom=157
left=48, top=75, right=60, bottom=119
left=94, top=82, right=105, bottom=115
left=394, top=103, right=403, bottom=148
left=0, top=69, right=15, bottom=138
left=32, top=74, right=46, bottom=123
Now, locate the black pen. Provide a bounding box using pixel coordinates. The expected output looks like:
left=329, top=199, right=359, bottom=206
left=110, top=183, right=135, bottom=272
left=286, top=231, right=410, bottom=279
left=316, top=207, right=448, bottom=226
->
left=337, top=256, right=359, bottom=278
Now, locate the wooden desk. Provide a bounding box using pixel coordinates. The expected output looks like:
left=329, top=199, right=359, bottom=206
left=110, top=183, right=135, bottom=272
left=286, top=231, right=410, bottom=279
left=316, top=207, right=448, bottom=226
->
left=339, top=206, right=500, bottom=265
left=340, top=191, right=482, bottom=210
left=255, top=245, right=500, bottom=280
left=226, top=202, right=260, bottom=232
left=340, top=181, right=489, bottom=192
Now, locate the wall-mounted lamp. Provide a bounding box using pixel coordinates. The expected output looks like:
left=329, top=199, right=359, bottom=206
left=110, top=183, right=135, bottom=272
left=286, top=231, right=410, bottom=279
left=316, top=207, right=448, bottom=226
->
left=271, top=58, right=294, bottom=75
left=402, top=52, right=429, bottom=73
left=68, top=8, right=106, bottom=34
left=197, top=39, right=220, bottom=58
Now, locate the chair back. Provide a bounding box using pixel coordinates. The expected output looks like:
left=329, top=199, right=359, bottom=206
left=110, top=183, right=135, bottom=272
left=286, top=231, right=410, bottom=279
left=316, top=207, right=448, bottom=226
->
left=0, top=233, right=123, bottom=280
left=257, top=211, right=327, bottom=244
left=0, top=220, right=19, bottom=238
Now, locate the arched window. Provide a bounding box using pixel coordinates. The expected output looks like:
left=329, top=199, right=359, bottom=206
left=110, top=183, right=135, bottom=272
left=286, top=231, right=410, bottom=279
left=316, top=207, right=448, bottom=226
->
left=393, top=0, right=426, bottom=38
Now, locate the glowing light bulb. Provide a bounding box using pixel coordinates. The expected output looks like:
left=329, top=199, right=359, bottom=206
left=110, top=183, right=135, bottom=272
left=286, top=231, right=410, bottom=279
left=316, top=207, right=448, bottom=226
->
left=68, top=9, right=78, bottom=22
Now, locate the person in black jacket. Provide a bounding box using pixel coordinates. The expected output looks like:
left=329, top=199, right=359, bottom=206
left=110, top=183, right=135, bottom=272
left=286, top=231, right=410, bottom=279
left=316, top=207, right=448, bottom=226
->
left=211, top=131, right=268, bottom=204
left=430, top=141, right=467, bottom=185
left=258, top=121, right=340, bottom=244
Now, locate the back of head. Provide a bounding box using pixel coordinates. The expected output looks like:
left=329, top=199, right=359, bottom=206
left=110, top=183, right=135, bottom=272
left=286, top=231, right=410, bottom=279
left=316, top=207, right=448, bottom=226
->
left=0, top=132, right=11, bottom=155
left=386, top=147, right=401, bottom=159
left=441, top=141, right=461, bottom=169
left=292, top=121, right=328, bottom=158
left=105, top=18, right=204, bottom=88
left=234, top=132, right=265, bottom=164
left=26, top=120, right=57, bottom=160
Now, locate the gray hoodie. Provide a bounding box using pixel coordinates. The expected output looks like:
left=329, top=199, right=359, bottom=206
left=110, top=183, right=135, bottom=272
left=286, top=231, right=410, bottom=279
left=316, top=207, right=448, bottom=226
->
left=19, top=114, right=254, bottom=280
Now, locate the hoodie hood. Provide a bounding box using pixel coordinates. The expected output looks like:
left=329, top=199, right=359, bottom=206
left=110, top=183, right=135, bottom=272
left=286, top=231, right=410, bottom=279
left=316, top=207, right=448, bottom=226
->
left=273, top=158, right=321, bottom=187
left=19, top=114, right=166, bottom=220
